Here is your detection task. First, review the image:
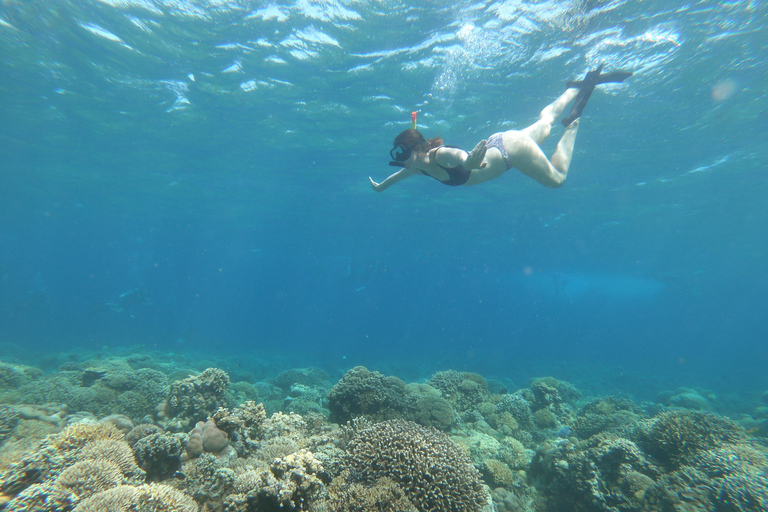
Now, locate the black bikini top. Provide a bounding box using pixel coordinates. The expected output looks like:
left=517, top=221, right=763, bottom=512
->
left=423, top=146, right=471, bottom=186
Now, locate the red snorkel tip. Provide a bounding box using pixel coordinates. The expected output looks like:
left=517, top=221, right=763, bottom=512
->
left=411, top=111, right=417, bottom=129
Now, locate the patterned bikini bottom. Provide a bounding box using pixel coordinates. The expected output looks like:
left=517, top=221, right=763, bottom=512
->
left=486, top=132, right=512, bottom=170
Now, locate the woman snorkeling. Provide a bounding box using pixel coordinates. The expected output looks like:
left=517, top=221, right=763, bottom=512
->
left=370, top=66, right=631, bottom=192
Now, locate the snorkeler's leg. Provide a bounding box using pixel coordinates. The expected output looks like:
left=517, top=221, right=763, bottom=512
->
left=521, top=88, right=579, bottom=145
left=508, top=123, right=578, bottom=188
left=550, top=119, right=579, bottom=177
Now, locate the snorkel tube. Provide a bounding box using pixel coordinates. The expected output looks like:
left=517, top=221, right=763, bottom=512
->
left=411, top=111, right=417, bottom=129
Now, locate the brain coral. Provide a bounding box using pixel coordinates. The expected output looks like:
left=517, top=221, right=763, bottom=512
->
left=344, top=420, right=488, bottom=512
left=328, top=366, right=414, bottom=423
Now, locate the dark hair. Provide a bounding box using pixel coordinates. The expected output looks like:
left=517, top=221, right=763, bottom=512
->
left=393, top=129, right=443, bottom=153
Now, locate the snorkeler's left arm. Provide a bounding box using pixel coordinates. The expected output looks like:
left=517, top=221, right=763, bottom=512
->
left=369, top=167, right=418, bottom=192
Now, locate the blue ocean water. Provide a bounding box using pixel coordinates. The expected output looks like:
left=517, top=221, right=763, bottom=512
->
left=1, top=0, right=767, bottom=405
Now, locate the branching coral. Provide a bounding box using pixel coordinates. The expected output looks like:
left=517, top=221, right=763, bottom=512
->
left=344, top=419, right=488, bottom=512
left=328, top=366, right=414, bottom=423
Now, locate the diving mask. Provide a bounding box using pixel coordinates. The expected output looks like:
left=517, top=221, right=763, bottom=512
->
left=389, top=143, right=412, bottom=163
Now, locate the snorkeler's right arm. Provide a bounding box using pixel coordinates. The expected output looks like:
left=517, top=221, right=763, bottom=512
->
left=369, top=167, right=417, bottom=192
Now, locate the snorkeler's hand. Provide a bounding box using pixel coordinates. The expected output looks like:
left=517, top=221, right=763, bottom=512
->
left=369, top=177, right=383, bottom=192
left=465, top=139, right=487, bottom=170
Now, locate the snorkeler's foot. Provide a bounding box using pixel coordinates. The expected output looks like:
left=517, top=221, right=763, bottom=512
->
left=562, top=66, right=602, bottom=126
left=561, top=65, right=633, bottom=126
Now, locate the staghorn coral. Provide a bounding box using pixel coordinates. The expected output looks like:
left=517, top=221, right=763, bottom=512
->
left=73, top=483, right=197, bottom=512
left=328, top=366, right=414, bottom=423
left=344, top=419, right=488, bottom=512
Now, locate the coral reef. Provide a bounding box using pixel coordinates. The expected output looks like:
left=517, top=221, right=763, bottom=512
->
left=322, top=471, right=418, bottom=512
left=328, top=366, right=414, bottom=423
left=9, top=359, right=167, bottom=422
left=273, top=367, right=330, bottom=391
left=657, top=387, right=717, bottom=411
left=162, top=367, right=231, bottom=430
left=570, top=396, right=639, bottom=440
left=73, top=483, right=198, bottom=512
left=212, top=401, right=268, bottom=457
left=344, top=419, right=488, bottom=512
left=494, top=393, right=535, bottom=433
left=643, top=409, right=746, bottom=467
left=428, top=370, right=492, bottom=416
left=0, top=422, right=146, bottom=511
left=133, top=431, right=183, bottom=481
left=0, top=405, right=19, bottom=444
left=4, top=355, right=768, bottom=512
left=223, top=449, right=328, bottom=511
left=531, top=434, right=660, bottom=512
left=171, top=452, right=236, bottom=511
left=0, top=422, right=125, bottom=497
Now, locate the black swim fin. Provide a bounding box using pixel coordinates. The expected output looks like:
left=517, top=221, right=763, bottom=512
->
left=561, top=65, right=633, bottom=126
